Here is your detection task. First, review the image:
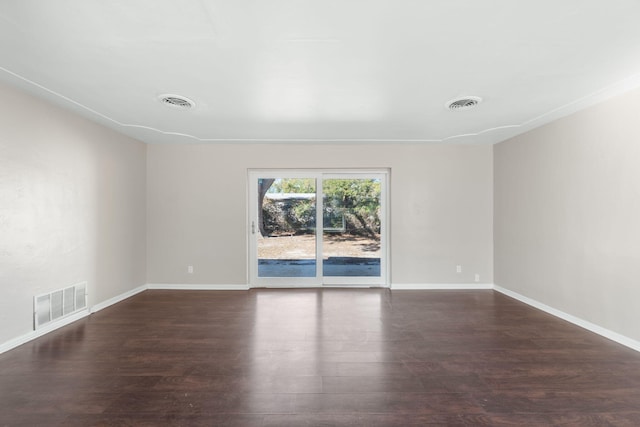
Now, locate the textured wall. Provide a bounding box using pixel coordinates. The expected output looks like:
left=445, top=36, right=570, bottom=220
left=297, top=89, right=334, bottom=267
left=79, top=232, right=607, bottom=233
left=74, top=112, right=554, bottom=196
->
left=0, top=82, right=147, bottom=345
left=495, top=87, right=640, bottom=341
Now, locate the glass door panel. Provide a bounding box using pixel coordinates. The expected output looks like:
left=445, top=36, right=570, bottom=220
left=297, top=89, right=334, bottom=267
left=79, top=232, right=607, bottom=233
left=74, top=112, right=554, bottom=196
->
left=249, top=170, right=387, bottom=287
left=257, top=178, right=317, bottom=278
left=322, top=178, right=381, bottom=278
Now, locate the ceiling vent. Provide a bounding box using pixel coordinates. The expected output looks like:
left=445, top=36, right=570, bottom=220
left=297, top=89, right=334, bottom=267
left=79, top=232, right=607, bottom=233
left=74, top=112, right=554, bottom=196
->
left=446, top=96, right=482, bottom=111
left=159, top=94, right=195, bottom=109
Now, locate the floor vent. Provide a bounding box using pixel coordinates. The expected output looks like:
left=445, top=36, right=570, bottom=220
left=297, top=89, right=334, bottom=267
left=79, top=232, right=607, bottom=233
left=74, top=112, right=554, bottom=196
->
left=34, top=282, right=87, bottom=329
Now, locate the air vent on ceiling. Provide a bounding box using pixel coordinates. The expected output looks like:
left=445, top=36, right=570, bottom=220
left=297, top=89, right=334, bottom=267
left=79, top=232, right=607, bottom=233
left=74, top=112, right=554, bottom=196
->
left=159, top=94, right=195, bottom=109
left=446, top=96, right=482, bottom=111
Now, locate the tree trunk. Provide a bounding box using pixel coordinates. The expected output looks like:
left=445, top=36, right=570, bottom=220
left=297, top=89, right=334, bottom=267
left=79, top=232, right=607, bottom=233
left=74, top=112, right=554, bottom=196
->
left=353, top=212, right=377, bottom=238
left=257, top=178, right=275, bottom=237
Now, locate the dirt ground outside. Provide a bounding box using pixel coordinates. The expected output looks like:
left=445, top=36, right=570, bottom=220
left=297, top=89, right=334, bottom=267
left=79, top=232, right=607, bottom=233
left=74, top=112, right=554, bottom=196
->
left=258, top=233, right=380, bottom=259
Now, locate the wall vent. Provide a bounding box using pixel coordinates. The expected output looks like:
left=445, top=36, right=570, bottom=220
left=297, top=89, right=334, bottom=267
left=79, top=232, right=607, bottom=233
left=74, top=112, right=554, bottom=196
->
left=34, top=282, right=87, bottom=329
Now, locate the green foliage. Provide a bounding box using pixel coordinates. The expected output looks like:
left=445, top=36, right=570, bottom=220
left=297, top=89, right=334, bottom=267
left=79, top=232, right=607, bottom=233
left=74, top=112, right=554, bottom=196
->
left=268, top=178, right=315, bottom=194
left=323, top=179, right=381, bottom=235
left=262, top=178, right=381, bottom=237
left=292, top=199, right=315, bottom=225
left=262, top=198, right=315, bottom=235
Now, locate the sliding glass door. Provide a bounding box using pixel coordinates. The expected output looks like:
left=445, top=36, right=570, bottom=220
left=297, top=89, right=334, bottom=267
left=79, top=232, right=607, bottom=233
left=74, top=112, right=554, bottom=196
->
left=248, top=170, right=387, bottom=287
left=256, top=176, right=318, bottom=280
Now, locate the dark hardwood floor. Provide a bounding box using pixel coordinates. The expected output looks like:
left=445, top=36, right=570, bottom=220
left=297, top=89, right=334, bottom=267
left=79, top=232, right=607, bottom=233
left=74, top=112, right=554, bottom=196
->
left=2, top=289, right=640, bottom=426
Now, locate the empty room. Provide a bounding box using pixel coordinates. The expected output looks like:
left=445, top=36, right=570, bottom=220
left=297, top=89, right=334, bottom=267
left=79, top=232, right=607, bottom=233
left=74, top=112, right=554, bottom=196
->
left=1, top=1, right=640, bottom=425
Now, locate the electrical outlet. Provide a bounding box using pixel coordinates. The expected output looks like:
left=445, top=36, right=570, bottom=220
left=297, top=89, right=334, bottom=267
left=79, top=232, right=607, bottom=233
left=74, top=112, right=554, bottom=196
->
left=475, top=274, right=480, bottom=282
left=188, top=265, right=194, bottom=274
left=456, top=265, right=462, bottom=273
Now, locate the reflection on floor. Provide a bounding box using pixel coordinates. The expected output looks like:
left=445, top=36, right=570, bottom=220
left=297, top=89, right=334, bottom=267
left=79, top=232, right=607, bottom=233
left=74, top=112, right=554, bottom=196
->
left=2, top=289, right=640, bottom=425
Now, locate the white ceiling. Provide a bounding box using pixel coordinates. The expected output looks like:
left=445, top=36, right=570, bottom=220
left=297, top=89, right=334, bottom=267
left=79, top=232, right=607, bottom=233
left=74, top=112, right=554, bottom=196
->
left=1, top=0, right=640, bottom=144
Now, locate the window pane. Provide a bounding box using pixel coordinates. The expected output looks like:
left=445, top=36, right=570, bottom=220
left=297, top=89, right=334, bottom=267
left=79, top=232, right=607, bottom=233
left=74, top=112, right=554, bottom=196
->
left=258, top=178, right=317, bottom=277
left=322, top=178, right=381, bottom=277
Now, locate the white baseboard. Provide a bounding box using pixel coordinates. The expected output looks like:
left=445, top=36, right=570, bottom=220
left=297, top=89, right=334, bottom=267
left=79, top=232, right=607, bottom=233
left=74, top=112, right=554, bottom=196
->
left=90, top=285, right=148, bottom=313
left=391, top=283, right=494, bottom=290
left=0, top=309, right=90, bottom=355
left=0, top=284, right=147, bottom=354
left=494, top=285, right=640, bottom=353
left=4, top=283, right=639, bottom=356
left=147, top=283, right=250, bottom=291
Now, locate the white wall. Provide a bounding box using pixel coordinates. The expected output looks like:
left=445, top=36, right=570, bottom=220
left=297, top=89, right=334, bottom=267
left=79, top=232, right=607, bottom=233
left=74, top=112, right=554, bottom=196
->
left=0, top=82, right=147, bottom=346
left=495, top=87, right=640, bottom=342
left=147, top=143, right=494, bottom=286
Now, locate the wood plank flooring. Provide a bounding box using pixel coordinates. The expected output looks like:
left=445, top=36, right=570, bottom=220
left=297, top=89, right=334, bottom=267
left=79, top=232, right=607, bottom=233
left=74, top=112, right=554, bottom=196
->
left=1, top=289, right=640, bottom=426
